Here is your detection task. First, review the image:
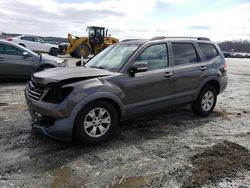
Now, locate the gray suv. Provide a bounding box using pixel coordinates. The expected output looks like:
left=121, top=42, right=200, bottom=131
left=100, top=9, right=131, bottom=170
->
left=25, top=37, right=227, bottom=145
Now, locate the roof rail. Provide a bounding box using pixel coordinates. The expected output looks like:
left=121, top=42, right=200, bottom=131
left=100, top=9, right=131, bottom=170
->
left=150, top=36, right=210, bottom=41
left=150, top=36, right=167, bottom=40
left=121, top=39, right=140, bottom=42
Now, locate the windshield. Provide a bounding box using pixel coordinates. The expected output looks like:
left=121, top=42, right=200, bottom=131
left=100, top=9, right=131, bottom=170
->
left=17, top=44, right=38, bottom=56
left=85, top=44, right=139, bottom=72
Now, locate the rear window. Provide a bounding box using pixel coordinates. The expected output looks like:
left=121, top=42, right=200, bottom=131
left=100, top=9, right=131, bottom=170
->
left=172, top=43, right=200, bottom=66
left=198, top=43, right=218, bottom=61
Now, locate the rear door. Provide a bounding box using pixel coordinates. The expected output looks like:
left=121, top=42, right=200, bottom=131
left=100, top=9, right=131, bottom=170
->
left=170, top=42, right=205, bottom=104
left=0, top=43, right=37, bottom=78
left=20, top=36, right=35, bottom=50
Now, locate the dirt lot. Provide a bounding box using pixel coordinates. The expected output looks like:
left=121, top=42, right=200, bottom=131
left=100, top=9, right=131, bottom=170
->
left=0, top=58, right=250, bottom=188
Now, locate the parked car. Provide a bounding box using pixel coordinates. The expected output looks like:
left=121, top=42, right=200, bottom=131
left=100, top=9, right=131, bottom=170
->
left=25, top=37, right=227, bottom=145
left=8, top=35, right=59, bottom=56
left=223, top=52, right=231, bottom=58
left=0, top=40, right=67, bottom=78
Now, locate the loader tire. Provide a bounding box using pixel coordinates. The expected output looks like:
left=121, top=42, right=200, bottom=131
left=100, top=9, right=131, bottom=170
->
left=75, top=44, right=90, bottom=58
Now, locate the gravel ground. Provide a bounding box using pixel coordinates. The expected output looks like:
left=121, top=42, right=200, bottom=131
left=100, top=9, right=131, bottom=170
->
left=0, top=58, right=249, bottom=188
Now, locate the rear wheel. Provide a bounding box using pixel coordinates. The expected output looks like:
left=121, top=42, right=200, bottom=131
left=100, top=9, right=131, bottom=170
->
left=19, top=43, right=25, bottom=47
left=74, top=101, right=118, bottom=145
left=75, top=44, right=90, bottom=58
left=191, top=86, right=217, bottom=116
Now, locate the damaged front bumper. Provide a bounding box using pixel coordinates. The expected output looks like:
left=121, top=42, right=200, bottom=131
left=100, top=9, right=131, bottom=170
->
left=25, top=85, right=77, bottom=141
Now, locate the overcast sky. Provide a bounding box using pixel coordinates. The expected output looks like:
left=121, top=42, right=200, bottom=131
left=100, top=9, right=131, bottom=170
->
left=0, top=0, right=250, bottom=41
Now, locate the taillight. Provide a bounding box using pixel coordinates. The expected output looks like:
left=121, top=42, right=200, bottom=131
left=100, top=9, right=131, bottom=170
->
left=7, top=38, right=13, bottom=41
left=224, top=60, right=228, bottom=71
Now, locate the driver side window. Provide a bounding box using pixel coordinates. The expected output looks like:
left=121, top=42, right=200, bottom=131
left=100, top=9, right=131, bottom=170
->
left=134, top=44, right=168, bottom=71
left=0, top=44, right=24, bottom=56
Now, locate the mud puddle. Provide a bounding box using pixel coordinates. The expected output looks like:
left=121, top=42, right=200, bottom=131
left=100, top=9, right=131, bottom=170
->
left=113, top=173, right=161, bottom=188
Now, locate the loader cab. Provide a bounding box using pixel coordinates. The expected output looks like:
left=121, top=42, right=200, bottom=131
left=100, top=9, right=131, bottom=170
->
left=87, top=26, right=105, bottom=45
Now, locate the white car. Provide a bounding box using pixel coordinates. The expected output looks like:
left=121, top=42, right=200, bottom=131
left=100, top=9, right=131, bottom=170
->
left=8, top=35, right=59, bottom=55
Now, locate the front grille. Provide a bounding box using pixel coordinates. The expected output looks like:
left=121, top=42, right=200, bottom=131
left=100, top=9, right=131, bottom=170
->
left=26, top=81, right=44, bottom=100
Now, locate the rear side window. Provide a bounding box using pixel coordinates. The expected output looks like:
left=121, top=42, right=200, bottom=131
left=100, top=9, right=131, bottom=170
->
left=172, top=43, right=199, bottom=66
left=135, top=44, right=168, bottom=71
left=198, top=43, right=218, bottom=61
left=21, top=36, right=33, bottom=41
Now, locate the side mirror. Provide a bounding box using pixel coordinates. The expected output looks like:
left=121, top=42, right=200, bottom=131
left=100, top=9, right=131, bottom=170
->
left=129, top=61, right=148, bottom=77
left=22, top=51, right=30, bottom=58
left=106, top=29, right=108, bottom=36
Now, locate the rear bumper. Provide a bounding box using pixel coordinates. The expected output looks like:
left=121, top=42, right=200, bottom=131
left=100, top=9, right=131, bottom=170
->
left=219, top=75, right=228, bottom=94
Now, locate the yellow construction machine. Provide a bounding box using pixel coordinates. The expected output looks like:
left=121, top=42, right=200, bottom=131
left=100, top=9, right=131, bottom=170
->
left=66, top=26, right=119, bottom=58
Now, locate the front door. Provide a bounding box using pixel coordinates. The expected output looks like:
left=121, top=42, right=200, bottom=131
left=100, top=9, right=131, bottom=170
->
left=120, top=43, right=174, bottom=114
left=0, top=43, right=36, bottom=78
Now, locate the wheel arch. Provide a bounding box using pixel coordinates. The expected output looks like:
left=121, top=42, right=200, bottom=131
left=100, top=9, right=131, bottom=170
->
left=18, top=43, right=26, bottom=47
left=77, top=96, right=124, bottom=120
left=72, top=92, right=126, bottom=128
left=200, top=79, right=220, bottom=95
left=71, top=95, right=125, bottom=141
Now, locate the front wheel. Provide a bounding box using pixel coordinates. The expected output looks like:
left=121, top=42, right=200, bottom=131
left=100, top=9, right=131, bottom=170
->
left=191, top=86, right=217, bottom=116
left=74, top=101, right=118, bottom=145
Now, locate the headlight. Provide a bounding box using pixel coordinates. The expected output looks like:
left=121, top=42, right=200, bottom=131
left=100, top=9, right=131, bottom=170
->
left=62, top=59, right=68, bottom=67
left=56, top=59, right=68, bottom=67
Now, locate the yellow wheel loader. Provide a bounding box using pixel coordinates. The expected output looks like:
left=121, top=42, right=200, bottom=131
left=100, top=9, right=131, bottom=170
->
left=66, top=26, right=119, bottom=58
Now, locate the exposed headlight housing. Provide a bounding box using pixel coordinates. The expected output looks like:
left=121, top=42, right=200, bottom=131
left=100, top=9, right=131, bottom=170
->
left=43, top=87, right=73, bottom=104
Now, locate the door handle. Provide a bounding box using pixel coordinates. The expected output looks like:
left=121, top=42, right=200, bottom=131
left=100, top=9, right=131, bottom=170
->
left=200, top=66, right=207, bottom=71
left=163, top=72, right=173, bottom=78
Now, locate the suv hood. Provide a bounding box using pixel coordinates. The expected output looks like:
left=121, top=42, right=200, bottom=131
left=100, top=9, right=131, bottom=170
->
left=41, top=53, right=62, bottom=62
left=32, top=67, right=113, bottom=85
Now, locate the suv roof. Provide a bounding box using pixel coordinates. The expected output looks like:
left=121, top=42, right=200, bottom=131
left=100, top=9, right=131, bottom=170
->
left=121, top=36, right=212, bottom=45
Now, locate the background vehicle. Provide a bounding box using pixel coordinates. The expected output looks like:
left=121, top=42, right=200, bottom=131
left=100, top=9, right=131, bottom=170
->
left=9, top=35, right=59, bottom=56
left=25, top=37, right=227, bottom=145
left=66, top=26, right=119, bottom=58
left=0, top=40, right=67, bottom=78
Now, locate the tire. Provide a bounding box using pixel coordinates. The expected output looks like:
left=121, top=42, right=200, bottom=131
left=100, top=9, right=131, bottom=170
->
left=75, top=44, right=90, bottom=58
left=37, top=65, right=54, bottom=72
left=70, top=51, right=76, bottom=58
left=48, top=48, right=58, bottom=56
left=74, top=101, right=118, bottom=145
left=191, top=85, right=217, bottom=116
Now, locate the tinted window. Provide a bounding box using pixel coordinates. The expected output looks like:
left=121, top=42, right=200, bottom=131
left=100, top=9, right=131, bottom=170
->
left=172, top=43, right=199, bottom=65
left=135, top=44, right=168, bottom=71
left=198, top=43, right=218, bottom=61
left=33, top=37, right=45, bottom=43
left=0, top=43, right=24, bottom=56
left=21, top=36, right=33, bottom=41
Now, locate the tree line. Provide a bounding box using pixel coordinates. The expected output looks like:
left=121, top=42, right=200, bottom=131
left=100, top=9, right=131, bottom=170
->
left=218, top=40, right=250, bottom=53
